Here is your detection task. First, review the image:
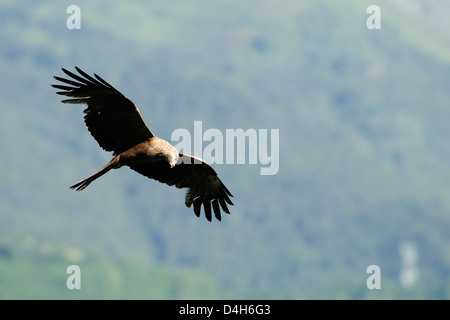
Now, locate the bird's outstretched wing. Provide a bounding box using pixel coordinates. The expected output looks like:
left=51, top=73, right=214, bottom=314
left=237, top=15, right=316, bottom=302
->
left=129, top=153, right=234, bottom=221
left=51, top=67, right=154, bottom=155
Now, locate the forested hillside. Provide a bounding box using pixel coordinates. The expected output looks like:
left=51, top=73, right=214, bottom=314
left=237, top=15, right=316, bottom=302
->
left=0, top=0, right=449, bottom=299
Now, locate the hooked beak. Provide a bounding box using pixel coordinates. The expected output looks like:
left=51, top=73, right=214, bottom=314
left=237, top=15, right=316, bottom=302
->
left=170, top=160, right=177, bottom=168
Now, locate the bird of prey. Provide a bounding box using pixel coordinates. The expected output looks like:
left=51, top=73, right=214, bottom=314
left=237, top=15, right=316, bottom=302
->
left=52, top=67, right=233, bottom=221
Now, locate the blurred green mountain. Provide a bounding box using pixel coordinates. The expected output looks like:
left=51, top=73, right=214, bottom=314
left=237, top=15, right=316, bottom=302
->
left=0, top=0, right=449, bottom=299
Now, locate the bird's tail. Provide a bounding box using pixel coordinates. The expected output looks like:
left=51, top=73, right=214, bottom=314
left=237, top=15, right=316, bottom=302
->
left=70, top=156, right=120, bottom=191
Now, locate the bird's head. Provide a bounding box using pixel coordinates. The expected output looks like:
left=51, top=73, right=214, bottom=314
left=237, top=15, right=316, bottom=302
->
left=168, top=147, right=179, bottom=168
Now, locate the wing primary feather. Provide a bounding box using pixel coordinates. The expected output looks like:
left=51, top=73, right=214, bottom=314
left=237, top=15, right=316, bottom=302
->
left=193, top=198, right=202, bottom=217
left=61, top=98, right=88, bottom=104
left=212, top=199, right=221, bottom=221
left=51, top=84, right=76, bottom=91
left=218, top=197, right=230, bottom=214
left=185, top=189, right=194, bottom=207
left=61, top=68, right=92, bottom=85
left=74, top=66, right=103, bottom=86
left=223, top=184, right=233, bottom=197
left=94, top=73, right=115, bottom=89
left=203, top=200, right=212, bottom=222
left=52, top=76, right=82, bottom=87
left=221, top=190, right=234, bottom=205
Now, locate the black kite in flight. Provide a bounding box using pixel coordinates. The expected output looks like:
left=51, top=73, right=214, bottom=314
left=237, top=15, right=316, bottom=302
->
left=52, top=67, right=233, bottom=221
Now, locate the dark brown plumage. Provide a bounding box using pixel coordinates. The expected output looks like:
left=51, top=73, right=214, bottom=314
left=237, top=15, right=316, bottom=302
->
left=52, top=67, right=233, bottom=221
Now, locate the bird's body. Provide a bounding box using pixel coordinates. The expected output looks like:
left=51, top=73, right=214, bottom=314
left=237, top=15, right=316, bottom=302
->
left=69, top=137, right=177, bottom=191
left=52, top=67, right=233, bottom=221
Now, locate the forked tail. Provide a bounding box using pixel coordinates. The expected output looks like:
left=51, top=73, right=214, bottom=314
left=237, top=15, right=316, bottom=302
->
left=70, top=156, right=120, bottom=191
